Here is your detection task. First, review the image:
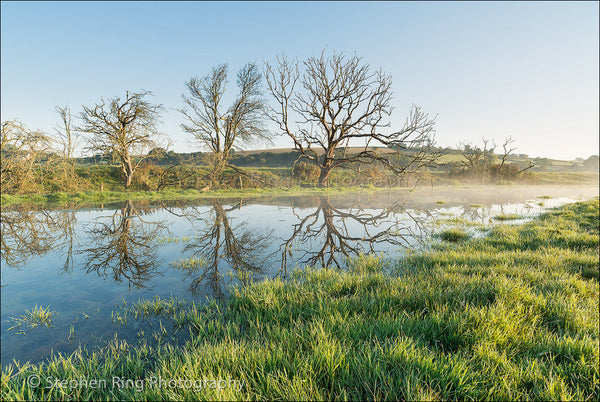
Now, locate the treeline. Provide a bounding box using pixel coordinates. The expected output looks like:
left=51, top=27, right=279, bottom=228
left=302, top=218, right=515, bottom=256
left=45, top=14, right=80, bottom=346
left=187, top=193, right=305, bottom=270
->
left=2, top=49, right=598, bottom=195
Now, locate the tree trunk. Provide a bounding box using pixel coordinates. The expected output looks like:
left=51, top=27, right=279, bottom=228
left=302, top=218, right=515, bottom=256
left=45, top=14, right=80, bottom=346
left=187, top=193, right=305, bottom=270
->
left=123, top=157, right=134, bottom=189
left=317, top=164, right=333, bottom=187
left=210, top=152, right=226, bottom=189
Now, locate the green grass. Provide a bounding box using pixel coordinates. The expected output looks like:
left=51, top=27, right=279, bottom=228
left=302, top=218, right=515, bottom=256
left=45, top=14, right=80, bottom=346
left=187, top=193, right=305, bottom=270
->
left=528, top=172, right=599, bottom=185
left=0, top=186, right=389, bottom=207
left=434, top=216, right=487, bottom=228
left=493, top=213, right=526, bottom=221
left=7, top=305, right=56, bottom=335
left=2, top=199, right=599, bottom=400
left=156, top=236, right=192, bottom=244
left=436, top=228, right=471, bottom=242
left=170, top=257, right=207, bottom=271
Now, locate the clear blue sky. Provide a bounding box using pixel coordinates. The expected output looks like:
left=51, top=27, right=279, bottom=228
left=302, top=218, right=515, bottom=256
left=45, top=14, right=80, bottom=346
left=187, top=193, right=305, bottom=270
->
left=1, top=1, right=598, bottom=160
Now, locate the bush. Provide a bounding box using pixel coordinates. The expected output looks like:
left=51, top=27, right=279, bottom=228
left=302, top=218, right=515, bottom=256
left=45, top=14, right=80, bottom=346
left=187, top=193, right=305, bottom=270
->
left=291, top=161, right=320, bottom=182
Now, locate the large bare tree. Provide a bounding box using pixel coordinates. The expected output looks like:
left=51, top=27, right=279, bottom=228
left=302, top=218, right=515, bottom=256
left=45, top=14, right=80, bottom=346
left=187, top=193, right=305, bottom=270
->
left=180, top=63, right=270, bottom=189
left=79, top=90, right=163, bottom=188
left=265, top=51, right=439, bottom=187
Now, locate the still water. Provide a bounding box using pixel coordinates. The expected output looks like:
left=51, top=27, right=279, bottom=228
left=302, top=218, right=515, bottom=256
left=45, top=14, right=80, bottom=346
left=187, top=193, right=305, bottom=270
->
left=1, top=186, right=598, bottom=367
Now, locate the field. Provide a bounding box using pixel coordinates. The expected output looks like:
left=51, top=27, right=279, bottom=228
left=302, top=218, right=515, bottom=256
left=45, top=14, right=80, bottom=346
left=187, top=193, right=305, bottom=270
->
left=2, top=199, right=598, bottom=401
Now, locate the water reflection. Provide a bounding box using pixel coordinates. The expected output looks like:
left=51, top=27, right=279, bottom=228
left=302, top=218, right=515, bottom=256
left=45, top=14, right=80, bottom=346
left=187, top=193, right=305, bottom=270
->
left=82, top=200, right=166, bottom=289
left=0, top=190, right=592, bottom=294
left=178, top=200, right=272, bottom=299
left=1, top=209, right=77, bottom=269
left=280, top=195, right=430, bottom=272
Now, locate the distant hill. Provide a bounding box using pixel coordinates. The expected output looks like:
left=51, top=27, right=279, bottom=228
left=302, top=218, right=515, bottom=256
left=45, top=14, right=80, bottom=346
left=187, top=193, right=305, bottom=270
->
left=72, top=147, right=599, bottom=173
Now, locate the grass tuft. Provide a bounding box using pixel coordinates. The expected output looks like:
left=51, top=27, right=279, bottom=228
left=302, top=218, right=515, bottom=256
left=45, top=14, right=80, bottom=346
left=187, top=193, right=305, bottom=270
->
left=436, top=228, right=470, bottom=242
left=8, top=305, right=56, bottom=334
left=493, top=213, right=525, bottom=221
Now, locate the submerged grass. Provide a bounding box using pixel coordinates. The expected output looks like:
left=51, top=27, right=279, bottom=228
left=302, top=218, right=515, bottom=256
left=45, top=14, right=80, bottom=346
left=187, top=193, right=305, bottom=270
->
left=7, top=305, right=56, bottom=335
left=169, top=257, right=207, bottom=272
left=2, top=200, right=599, bottom=401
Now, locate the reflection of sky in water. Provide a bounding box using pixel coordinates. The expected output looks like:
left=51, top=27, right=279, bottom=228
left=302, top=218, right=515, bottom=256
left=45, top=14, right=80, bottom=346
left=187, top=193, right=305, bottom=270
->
left=1, top=186, right=597, bottom=367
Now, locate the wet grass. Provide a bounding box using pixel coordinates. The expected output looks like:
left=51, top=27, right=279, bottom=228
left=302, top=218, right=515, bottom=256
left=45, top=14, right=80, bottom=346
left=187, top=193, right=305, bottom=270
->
left=436, top=228, right=471, bottom=242
left=1, top=199, right=598, bottom=401
left=156, top=236, right=192, bottom=244
left=0, top=186, right=388, bottom=207
left=7, top=305, right=56, bottom=335
left=170, top=257, right=206, bottom=271
left=493, top=213, right=526, bottom=221
left=434, top=216, right=487, bottom=228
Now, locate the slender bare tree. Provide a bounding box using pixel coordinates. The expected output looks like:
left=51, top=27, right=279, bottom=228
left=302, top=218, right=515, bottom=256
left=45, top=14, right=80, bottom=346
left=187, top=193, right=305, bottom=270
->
left=53, top=105, right=82, bottom=190
left=180, top=63, right=270, bottom=189
left=54, top=106, right=80, bottom=165
left=496, top=135, right=535, bottom=177
left=497, top=136, right=516, bottom=176
left=79, top=90, right=163, bottom=188
left=265, top=51, right=439, bottom=187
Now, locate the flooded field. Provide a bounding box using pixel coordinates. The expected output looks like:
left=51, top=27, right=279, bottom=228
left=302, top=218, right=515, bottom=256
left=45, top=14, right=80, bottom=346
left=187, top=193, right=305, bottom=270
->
left=1, top=185, right=598, bottom=367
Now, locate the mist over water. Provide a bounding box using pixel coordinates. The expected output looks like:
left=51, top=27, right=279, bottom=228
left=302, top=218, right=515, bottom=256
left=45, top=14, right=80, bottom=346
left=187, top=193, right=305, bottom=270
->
left=1, top=185, right=598, bottom=367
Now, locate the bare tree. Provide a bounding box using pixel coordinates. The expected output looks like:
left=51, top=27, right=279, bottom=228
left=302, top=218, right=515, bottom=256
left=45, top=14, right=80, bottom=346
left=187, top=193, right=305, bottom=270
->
left=54, top=106, right=80, bottom=165
left=265, top=51, right=439, bottom=187
left=53, top=105, right=82, bottom=191
left=180, top=63, right=270, bottom=189
left=460, top=136, right=535, bottom=182
left=496, top=136, right=535, bottom=177
left=79, top=90, right=163, bottom=188
left=458, top=138, right=496, bottom=183
left=497, top=136, right=516, bottom=176
left=1, top=120, right=51, bottom=193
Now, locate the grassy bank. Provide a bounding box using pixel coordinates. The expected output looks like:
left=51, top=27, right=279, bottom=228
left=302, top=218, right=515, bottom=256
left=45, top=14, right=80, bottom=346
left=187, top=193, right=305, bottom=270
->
left=2, top=199, right=599, bottom=401
left=2, top=163, right=598, bottom=207
left=0, top=185, right=390, bottom=207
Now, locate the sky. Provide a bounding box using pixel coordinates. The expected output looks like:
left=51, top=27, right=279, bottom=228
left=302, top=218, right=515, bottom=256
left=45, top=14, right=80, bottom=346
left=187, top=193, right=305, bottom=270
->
left=1, top=1, right=598, bottom=160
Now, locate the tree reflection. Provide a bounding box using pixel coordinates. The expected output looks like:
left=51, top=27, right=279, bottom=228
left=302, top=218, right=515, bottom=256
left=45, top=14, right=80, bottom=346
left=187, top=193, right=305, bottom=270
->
left=82, top=200, right=166, bottom=289
left=280, top=195, right=430, bottom=272
left=177, top=199, right=272, bottom=299
left=1, top=208, right=78, bottom=270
